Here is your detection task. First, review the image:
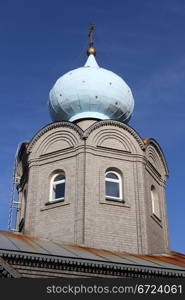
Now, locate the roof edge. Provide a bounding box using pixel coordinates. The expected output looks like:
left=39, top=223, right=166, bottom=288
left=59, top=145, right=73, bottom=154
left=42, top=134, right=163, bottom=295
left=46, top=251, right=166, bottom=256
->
left=1, top=249, right=185, bottom=278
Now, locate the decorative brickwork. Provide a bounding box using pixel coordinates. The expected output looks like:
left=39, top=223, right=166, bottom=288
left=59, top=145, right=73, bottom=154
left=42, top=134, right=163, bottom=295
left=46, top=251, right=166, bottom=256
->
left=16, top=120, right=169, bottom=255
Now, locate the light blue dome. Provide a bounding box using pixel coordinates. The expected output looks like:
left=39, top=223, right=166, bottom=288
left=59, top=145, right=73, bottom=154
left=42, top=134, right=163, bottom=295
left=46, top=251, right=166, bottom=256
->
left=49, top=54, right=134, bottom=123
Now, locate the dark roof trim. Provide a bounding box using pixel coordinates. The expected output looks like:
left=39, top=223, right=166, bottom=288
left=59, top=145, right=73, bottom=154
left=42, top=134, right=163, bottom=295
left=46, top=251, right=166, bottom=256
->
left=0, top=257, right=20, bottom=278
left=1, top=249, right=185, bottom=278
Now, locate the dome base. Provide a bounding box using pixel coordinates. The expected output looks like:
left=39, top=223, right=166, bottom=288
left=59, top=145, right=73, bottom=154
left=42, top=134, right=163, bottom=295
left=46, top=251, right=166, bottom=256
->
left=69, top=112, right=109, bottom=122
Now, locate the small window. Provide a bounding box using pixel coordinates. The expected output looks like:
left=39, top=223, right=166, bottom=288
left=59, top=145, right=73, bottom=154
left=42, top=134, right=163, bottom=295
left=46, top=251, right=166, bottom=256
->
left=151, top=185, right=160, bottom=219
left=105, top=171, right=122, bottom=201
left=50, top=172, right=65, bottom=202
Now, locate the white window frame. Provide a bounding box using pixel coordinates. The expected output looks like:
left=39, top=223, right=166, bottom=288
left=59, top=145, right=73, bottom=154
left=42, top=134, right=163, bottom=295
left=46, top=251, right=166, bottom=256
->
left=50, top=173, right=65, bottom=202
left=105, top=171, right=122, bottom=201
left=151, top=185, right=160, bottom=219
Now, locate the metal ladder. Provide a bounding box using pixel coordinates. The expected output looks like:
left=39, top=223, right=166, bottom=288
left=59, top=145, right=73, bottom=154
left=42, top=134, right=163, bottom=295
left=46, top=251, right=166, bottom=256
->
left=7, top=144, right=22, bottom=232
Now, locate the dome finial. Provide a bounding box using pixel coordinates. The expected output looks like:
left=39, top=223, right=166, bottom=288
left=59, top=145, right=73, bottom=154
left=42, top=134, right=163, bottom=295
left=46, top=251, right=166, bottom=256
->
left=87, top=23, right=96, bottom=56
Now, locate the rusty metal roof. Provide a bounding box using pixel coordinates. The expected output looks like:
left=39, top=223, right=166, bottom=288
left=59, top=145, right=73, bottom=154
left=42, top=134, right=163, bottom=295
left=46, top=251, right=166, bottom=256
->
left=0, top=231, right=185, bottom=274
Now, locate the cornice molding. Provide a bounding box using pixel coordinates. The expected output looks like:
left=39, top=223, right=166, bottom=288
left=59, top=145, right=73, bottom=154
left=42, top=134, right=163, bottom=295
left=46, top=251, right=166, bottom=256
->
left=83, top=120, right=145, bottom=150
left=26, top=120, right=168, bottom=178
left=144, top=138, right=169, bottom=176
left=27, top=122, right=84, bottom=153
left=0, top=257, right=20, bottom=278
left=1, top=251, right=184, bottom=278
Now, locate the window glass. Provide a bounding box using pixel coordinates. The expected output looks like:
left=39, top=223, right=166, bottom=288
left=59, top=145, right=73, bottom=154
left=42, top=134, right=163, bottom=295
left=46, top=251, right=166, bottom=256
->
left=51, top=172, right=65, bottom=202
left=151, top=185, right=160, bottom=219
left=105, top=170, right=122, bottom=200
left=106, top=172, right=118, bottom=180
left=54, top=174, right=65, bottom=181
left=106, top=181, right=120, bottom=198
left=53, top=183, right=65, bottom=200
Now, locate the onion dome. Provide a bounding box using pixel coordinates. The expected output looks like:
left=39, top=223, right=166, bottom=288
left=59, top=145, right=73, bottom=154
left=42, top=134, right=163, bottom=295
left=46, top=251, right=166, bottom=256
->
left=49, top=25, right=134, bottom=123
left=49, top=53, right=134, bottom=123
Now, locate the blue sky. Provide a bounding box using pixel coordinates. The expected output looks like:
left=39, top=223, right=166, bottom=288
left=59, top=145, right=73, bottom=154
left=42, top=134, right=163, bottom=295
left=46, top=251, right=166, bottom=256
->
left=0, top=0, right=185, bottom=253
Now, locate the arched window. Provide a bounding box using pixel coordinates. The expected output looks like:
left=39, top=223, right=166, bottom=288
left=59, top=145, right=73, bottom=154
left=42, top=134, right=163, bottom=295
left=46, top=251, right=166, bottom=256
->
left=151, top=185, right=160, bottom=219
left=50, top=172, right=65, bottom=202
left=105, top=171, right=122, bottom=201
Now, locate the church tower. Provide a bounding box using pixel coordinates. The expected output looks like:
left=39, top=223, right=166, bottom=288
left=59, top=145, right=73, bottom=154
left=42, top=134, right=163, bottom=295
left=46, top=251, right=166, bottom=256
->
left=15, top=26, right=169, bottom=255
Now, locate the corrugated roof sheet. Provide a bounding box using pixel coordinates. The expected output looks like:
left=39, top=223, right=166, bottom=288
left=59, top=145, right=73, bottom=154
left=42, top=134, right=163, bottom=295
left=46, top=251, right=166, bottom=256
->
left=0, top=231, right=185, bottom=271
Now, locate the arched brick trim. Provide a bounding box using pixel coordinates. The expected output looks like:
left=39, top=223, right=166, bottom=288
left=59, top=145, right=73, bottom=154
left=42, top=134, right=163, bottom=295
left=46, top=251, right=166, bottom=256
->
left=27, top=122, right=84, bottom=153
left=144, top=138, right=169, bottom=176
left=83, top=120, right=145, bottom=150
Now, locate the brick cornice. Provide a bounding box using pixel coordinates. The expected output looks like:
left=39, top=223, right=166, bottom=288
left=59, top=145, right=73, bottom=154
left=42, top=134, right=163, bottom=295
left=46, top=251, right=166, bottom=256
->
left=27, top=122, right=84, bottom=153
left=83, top=120, right=145, bottom=150
left=144, top=138, right=169, bottom=177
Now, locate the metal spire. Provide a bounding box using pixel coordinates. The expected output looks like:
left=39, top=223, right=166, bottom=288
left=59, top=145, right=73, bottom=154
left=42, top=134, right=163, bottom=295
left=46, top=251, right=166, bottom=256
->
left=88, top=23, right=95, bottom=47
left=87, top=23, right=96, bottom=56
